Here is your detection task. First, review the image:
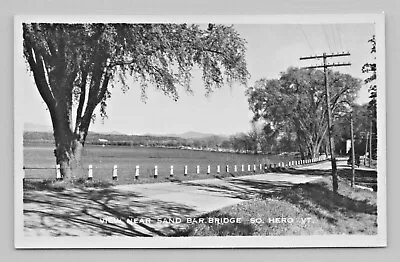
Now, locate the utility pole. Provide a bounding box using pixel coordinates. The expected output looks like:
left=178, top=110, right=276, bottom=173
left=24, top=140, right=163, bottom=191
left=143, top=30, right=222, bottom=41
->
left=350, top=111, right=355, bottom=187
left=364, top=132, right=369, bottom=166
left=369, top=120, right=373, bottom=167
left=300, top=52, right=351, bottom=194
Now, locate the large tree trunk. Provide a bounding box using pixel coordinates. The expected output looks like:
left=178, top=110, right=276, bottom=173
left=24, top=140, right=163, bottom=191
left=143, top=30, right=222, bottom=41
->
left=52, top=112, right=74, bottom=180
left=309, top=140, right=323, bottom=158
left=72, top=127, right=89, bottom=166
left=72, top=139, right=84, bottom=165
left=51, top=93, right=84, bottom=180
left=53, top=122, right=88, bottom=180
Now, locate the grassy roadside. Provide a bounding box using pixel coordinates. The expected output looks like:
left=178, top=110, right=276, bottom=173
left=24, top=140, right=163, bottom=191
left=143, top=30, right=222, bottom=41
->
left=173, top=173, right=377, bottom=236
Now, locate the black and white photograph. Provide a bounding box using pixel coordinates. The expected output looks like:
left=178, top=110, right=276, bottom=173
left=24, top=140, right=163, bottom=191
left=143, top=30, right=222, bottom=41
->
left=14, top=14, right=386, bottom=248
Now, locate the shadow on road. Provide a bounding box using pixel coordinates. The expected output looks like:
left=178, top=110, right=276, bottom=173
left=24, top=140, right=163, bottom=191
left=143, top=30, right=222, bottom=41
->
left=271, top=180, right=377, bottom=225
left=181, top=178, right=294, bottom=200
left=274, top=166, right=378, bottom=191
left=23, top=185, right=197, bottom=237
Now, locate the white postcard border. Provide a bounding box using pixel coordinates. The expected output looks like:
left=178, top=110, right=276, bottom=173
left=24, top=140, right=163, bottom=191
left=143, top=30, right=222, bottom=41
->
left=14, top=13, right=386, bottom=249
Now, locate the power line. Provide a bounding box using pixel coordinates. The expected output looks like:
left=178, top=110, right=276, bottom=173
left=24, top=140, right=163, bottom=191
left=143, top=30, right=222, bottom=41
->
left=322, top=24, right=333, bottom=53
left=300, top=25, right=314, bottom=53
left=334, top=25, right=344, bottom=51
left=329, top=25, right=338, bottom=53
left=336, top=24, right=346, bottom=51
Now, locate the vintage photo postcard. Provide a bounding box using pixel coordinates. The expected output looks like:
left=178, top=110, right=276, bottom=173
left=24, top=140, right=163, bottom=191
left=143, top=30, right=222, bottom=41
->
left=14, top=14, right=386, bottom=248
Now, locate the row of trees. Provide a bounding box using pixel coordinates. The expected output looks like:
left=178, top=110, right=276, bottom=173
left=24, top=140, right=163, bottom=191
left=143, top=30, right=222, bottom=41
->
left=246, top=67, right=362, bottom=159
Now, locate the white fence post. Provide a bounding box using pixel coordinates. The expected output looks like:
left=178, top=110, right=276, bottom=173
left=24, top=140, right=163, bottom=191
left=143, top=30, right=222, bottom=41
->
left=112, top=165, right=118, bottom=181
left=56, top=164, right=61, bottom=180
left=170, top=165, right=174, bottom=177
left=253, top=164, right=256, bottom=172
left=248, top=164, right=251, bottom=172
left=88, top=165, right=93, bottom=180
left=226, top=165, right=230, bottom=173
left=259, top=163, right=262, bottom=171
left=196, top=165, right=200, bottom=174
left=217, top=165, right=220, bottom=174
left=241, top=164, right=245, bottom=172
left=207, top=165, right=211, bottom=174
left=184, top=165, right=188, bottom=176
left=154, top=165, right=158, bottom=178
left=135, top=165, right=139, bottom=179
left=234, top=165, right=237, bottom=172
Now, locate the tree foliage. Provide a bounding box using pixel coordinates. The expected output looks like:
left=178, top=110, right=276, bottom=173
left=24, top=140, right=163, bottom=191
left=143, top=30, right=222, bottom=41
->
left=22, top=23, right=249, bottom=178
left=361, top=35, right=377, bottom=118
left=361, top=35, right=377, bottom=159
left=246, top=67, right=361, bottom=158
left=334, top=103, right=372, bottom=155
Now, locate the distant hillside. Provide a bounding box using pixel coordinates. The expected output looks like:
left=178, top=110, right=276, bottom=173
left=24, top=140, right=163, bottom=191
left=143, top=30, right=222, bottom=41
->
left=179, top=131, right=225, bottom=139
left=24, top=123, right=53, bottom=133
left=23, top=129, right=233, bottom=151
left=98, top=130, right=126, bottom=135
left=145, top=131, right=228, bottom=140
left=23, top=130, right=189, bottom=145
left=23, top=123, right=231, bottom=150
left=24, top=122, right=230, bottom=140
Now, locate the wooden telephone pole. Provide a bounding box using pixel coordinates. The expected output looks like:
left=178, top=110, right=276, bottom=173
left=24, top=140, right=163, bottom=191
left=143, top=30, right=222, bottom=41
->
left=300, top=52, right=351, bottom=194
left=369, top=120, right=373, bottom=167
left=350, top=111, right=355, bottom=187
left=364, top=132, right=369, bottom=166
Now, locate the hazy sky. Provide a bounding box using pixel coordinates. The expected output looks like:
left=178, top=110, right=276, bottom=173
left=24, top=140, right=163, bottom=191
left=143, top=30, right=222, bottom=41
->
left=19, top=23, right=375, bottom=135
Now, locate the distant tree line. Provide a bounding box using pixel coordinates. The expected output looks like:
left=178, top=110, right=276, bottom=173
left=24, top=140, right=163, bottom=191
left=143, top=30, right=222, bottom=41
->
left=23, top=129, right=297, bottom=156
left=23, top=131, right=236, bottom=152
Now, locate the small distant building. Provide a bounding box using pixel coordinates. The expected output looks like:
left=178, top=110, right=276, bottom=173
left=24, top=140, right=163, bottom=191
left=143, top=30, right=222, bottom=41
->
left=98, top=138, right=109, bottom=147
